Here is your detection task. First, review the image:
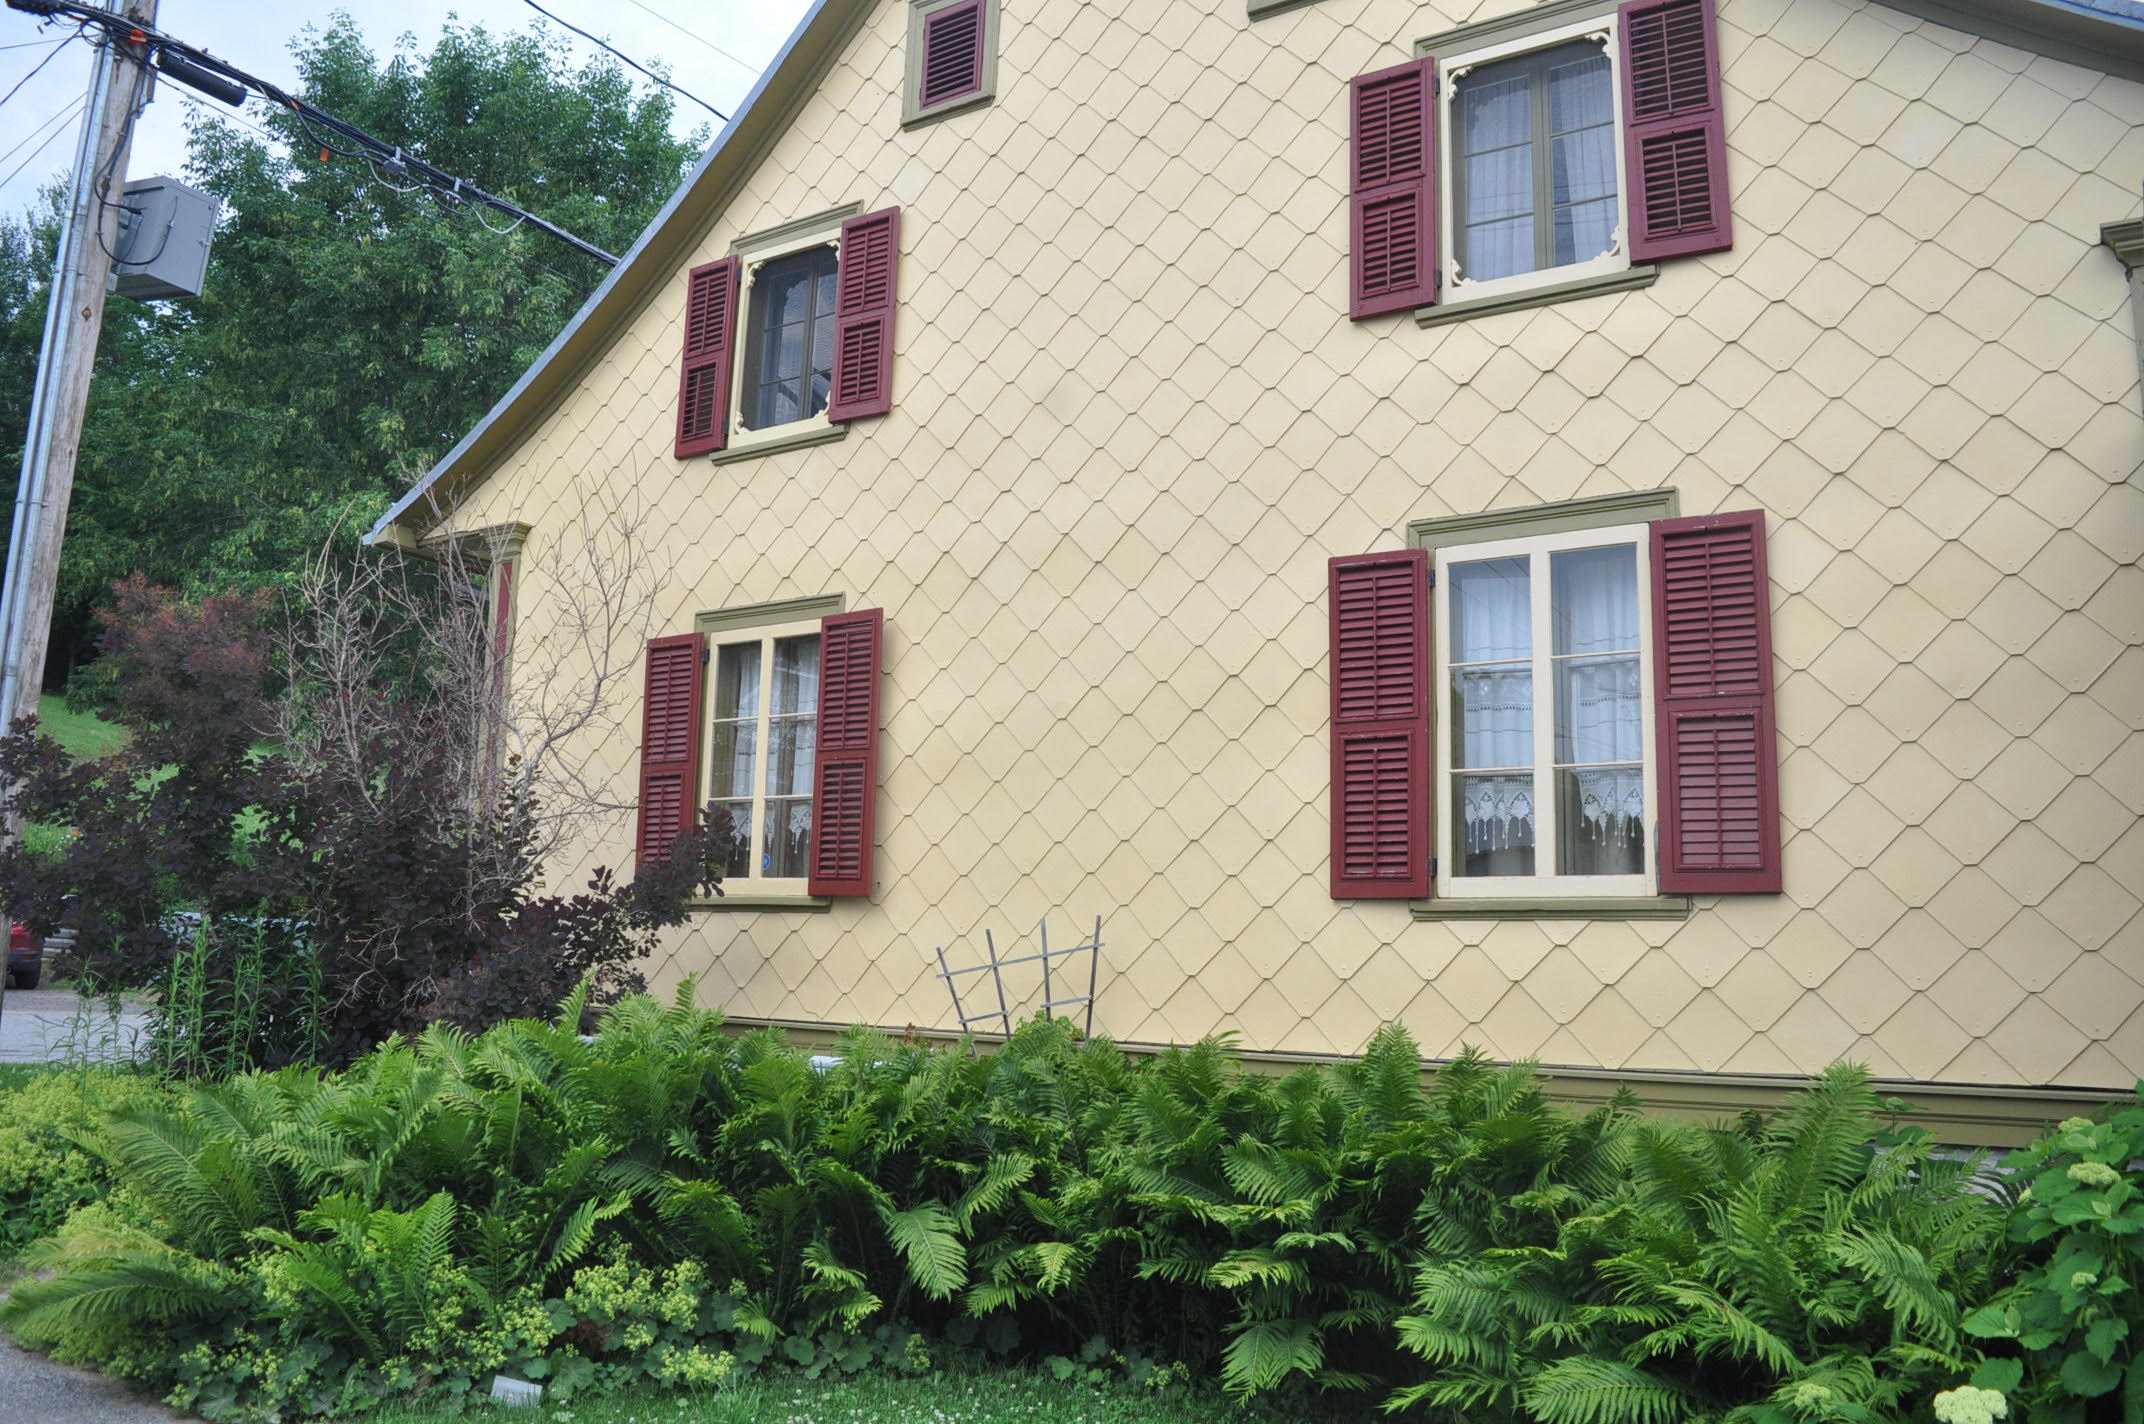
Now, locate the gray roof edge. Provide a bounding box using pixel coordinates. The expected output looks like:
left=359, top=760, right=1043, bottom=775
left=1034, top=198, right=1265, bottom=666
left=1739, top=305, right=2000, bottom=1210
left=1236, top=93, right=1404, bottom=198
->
left=366, top=0, right=848, bottom=545
left=1879, top=0, right=2144, bottom=83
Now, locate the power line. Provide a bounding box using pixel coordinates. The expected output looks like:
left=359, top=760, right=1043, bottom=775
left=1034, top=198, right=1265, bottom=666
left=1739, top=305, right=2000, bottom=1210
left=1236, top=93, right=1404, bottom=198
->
left=0, top=32, right=69, bottom=50
left=0, top=24, right=75, bottom=108
left=518, top=0, right=728, bottom=120
left=0, top=93, right=81, bottom=184
left=612, top=0, right=759, bottom=77
left=2, top=0, right=623, bottom=266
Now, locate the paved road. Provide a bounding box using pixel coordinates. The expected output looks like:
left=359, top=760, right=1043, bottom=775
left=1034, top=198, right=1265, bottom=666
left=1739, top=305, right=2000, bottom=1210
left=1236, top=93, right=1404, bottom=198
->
left=0, top=1329, right=186, bottom=1423
left=0, top=989, right=149, bottom=1064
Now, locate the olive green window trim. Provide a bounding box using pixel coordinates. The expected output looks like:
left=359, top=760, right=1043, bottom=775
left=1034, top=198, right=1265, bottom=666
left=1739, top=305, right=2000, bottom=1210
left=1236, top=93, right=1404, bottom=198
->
left=695, top=592, right=847, bottom=640
left=1409, top=488, right=1679, bottom=555
left=1415, top=0, right=1620, bottom=60
left=731, top=203, right=863, bottom=258
left=1416, top=265, right=1657, bottom=330
left=703, top=420, right=849, bottom=466
left=1247, top=0, right=1325, bottom=18
left=1411, top=895, right=1690, bottom=921
left=902, top=0, right=1001, bottom=129
left=691, top=893, right=834, bottom=913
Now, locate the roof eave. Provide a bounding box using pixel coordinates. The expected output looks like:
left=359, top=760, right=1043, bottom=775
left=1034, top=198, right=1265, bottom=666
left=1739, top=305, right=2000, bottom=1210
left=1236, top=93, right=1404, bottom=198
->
left=367, top=0, right=878, bottom=546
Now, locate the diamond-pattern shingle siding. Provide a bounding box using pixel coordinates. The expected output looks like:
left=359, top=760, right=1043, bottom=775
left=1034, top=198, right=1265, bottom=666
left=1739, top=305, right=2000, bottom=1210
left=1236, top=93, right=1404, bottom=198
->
left=449, top=0, right=2144, bottom=1089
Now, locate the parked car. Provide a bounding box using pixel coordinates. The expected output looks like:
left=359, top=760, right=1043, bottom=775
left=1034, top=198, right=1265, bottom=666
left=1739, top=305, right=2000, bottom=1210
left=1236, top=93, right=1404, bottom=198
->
left=7, top=922, right=42, bottom=989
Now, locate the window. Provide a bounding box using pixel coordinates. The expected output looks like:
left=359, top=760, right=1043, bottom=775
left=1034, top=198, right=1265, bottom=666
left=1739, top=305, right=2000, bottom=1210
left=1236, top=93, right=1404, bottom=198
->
left=1347, top=0, right=1729, bottom=322
left=1440, top=18, right=1629, bottom=304
left=707, top=620, right=823, bottom=888
left=904, top=0, right=999, bottom=127
left=1453, top=39, right=1617, bottom=284
left=636, top=600, right=883, bottom=901
left=741, top=246, right=838, bottom=432
left=1437, top=525, right=1654, bottom=897
left=673, top=206, right=900, bottom=460
left=1330, top=497, right=1780, bottom=907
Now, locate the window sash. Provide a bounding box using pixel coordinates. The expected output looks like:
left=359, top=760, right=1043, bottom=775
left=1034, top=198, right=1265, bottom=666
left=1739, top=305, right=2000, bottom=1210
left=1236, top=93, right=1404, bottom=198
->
left=1438, top=13, right=1632, bottom=305
left=1452, top=39, right=1619, bottom=281
left=740, top=244, right=840, bottom=432
left=724, top=227, right=844, bottom=450
left=704, top=616, right=823, bottom=893
left=1434, top=523, right=1656, bottom=898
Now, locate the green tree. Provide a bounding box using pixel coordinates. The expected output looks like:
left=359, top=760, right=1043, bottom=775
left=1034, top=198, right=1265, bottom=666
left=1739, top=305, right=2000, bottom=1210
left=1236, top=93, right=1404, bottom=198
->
left=3, top=16, right=700, bottom=674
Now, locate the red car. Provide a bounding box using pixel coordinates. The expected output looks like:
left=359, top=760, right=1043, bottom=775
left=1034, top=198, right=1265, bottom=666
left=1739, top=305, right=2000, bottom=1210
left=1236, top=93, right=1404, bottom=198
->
left=7, top=922, right=41, bottom=989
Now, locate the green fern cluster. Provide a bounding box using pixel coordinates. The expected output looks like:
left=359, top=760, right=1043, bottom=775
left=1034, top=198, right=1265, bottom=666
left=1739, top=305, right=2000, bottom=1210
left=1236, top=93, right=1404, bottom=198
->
left=1390, top=1064, right=2011, bottom=1424
left=0, top=983, right=2118, bottom=1423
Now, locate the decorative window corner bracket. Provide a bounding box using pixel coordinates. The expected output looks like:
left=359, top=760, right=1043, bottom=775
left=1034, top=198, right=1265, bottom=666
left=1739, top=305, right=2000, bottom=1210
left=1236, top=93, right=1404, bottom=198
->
left=2100, top=217, right=2144, bottom=416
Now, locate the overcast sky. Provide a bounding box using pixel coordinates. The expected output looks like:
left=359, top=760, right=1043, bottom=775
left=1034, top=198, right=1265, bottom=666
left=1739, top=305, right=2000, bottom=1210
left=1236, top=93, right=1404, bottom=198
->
left=0, top=0, right=815, bottom=222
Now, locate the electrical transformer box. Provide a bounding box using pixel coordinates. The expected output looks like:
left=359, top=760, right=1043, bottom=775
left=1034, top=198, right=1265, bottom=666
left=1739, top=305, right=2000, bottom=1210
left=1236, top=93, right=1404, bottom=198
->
left=111, top=176, right=219, bottom=301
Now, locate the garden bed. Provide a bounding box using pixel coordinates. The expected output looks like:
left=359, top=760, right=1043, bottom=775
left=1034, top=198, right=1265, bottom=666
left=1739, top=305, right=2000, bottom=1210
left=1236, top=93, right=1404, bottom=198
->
left=0, top=996, right=2135, bottom=1423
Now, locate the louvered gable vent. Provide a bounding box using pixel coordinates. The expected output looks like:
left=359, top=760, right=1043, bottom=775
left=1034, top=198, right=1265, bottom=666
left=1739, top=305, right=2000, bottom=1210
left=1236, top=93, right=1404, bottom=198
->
left=918, top=0, right=985, bottom=109
left=1619, top=0, right=1732, bottom=261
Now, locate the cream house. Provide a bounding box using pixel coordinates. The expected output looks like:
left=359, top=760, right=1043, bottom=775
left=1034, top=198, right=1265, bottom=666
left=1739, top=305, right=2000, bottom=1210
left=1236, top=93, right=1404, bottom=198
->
left=372, top=0, right=2144, bottom=1141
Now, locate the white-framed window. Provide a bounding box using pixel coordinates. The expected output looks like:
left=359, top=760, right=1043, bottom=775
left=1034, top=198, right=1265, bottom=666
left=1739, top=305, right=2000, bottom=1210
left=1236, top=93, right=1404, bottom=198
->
left=705, top=617, right=822, bottom=891
left=728, top=225, right=843, bottom=451
left=1433, top=522, right=1656, bottom=898
left=1438, top=12, right=1630, bottom=306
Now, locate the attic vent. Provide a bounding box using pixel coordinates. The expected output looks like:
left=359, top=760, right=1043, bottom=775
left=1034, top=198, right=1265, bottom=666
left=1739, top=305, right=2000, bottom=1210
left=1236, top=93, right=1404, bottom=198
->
left=919, top=1, right=983, bottom=107
left=905, top=0, right=997, bottom=126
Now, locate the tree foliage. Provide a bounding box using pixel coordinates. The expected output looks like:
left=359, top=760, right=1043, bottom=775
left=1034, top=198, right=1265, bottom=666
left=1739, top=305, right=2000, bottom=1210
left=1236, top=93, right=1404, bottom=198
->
left=0, top=567, right=730, bottom=1067
left=0, top=17, right=700, bottom=671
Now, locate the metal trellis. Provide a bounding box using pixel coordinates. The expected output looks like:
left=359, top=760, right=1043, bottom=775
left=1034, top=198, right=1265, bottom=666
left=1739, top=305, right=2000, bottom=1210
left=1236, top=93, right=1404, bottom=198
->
left=934, top=915, right=1102, bottom=1045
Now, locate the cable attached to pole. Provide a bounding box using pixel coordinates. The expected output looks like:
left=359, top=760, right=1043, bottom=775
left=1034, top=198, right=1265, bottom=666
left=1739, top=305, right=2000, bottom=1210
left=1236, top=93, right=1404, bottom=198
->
left=3, top=0, right=624, bottom=266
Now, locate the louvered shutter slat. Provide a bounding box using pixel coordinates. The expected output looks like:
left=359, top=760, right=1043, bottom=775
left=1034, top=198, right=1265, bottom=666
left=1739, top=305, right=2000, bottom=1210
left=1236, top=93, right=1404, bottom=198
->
left=918, top=0, right=986, bottom=109
left=809, top=608, right=883, bottom=897
left=1330, top=551, right=1431, bottom=898
left=1619, top=0, right=1732, bottom=261
left=1650, top=511, right=1780, bottom=894
left=829, top=208, right=900, bottom=423
left=675, top=258, right=739, bottom=458
left=1349, top=58, right=1437, bottom=320
left=636, top=633, right=707, bottom=867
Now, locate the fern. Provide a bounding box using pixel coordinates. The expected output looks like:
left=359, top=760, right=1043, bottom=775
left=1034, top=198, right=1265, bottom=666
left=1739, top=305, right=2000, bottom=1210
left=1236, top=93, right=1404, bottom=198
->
left=1521, top=1358, right=1691, bottom=1424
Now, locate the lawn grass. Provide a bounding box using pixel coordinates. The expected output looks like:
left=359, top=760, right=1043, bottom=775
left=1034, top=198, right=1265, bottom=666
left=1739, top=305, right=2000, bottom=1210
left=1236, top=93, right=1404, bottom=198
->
left=365, top=1370, right=1337, bottom=1424
left=34, top=693, right=127, bottom=761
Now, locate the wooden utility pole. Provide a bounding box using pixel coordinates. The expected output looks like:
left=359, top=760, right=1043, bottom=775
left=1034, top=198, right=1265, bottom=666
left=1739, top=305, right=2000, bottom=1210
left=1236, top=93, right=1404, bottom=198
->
left=0, top=1, right=158, bottom=1025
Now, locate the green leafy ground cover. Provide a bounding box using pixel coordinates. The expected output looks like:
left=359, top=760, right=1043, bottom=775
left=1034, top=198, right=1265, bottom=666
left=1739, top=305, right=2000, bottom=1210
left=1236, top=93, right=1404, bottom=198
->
left=0, top=995, right=2135, bottom=1424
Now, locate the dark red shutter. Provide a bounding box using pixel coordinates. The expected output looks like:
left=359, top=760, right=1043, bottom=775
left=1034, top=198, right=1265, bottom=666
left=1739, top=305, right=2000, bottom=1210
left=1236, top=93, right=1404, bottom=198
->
left=1620, top=0, right=1732, bottom=261
left=1650, top=510, right=1780, bottom=893
left=1349, top=58, right=1437, bottom=320
left=636, top=633, right=706, bottom=867
left=809, top=608, right=883, bottom=897
left=918, top=0, right=986, bottom=108
left=1330, top=551, right=1431, bottom=898
left=829, top=208, right=900, bottom=423
left=676, top=257, right=739, bottom=458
